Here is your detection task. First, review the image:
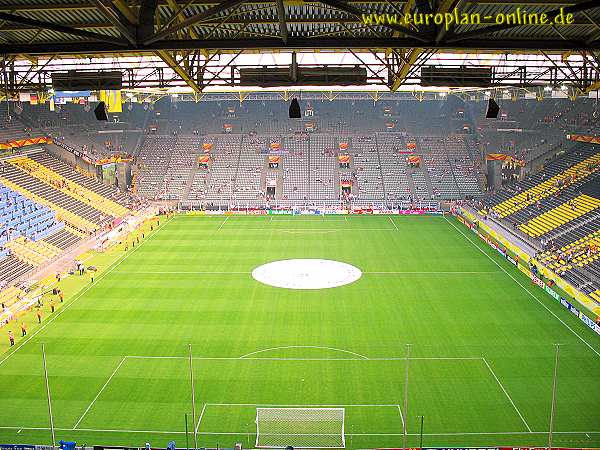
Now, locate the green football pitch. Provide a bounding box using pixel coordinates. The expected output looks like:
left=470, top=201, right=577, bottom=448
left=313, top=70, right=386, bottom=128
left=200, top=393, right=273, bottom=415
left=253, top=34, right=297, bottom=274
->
left=1, top=215, right=599, bottom=449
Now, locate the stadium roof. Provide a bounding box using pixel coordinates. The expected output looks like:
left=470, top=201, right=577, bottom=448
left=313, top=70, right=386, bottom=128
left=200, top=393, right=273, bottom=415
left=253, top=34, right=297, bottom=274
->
left=1, top=0, right=600, bottom=94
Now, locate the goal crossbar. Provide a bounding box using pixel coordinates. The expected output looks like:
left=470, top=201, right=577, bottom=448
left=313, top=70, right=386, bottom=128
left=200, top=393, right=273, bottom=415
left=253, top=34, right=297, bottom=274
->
left=256, top=407, right=345, bottom=449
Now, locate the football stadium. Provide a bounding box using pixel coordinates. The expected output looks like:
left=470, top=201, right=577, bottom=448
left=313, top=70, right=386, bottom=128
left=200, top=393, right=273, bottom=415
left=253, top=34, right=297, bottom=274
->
left=1, top=1, right=600, bottom=450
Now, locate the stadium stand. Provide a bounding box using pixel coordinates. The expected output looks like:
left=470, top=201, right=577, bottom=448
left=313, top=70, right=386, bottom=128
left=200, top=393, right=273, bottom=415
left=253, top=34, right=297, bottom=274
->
left=236, top=136, right=267, bottom=204
left=7, top=156, right=128, bottom=218
left=0, top=181, right=66, bottom=285
left=376, top=133, right=412, bottom=202
left=203, top=135, right=242, bottom=206
left=518, top=193, right=600, bottom=238
left=28, top=152, right=129, bottom=207
left=309, top=134, right=338, bottom=203
left=281, top=134, right=310, bottom=206
left=136, top=135, right=176, bottom=200
left=161, top=135, right=199, bottom=201
left=351, top=136, right=385, bottom=205
left=477, top=138, right=600, bottom=299
left=20, top=103, right=143, bottom=163
left=483, top=144, right=600, bottom=218
left=3, top=99, right=495, bottom=207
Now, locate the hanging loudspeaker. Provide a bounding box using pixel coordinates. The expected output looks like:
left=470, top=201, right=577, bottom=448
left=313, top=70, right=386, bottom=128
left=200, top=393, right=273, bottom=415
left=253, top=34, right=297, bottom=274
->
left=486, top=98, right=499, bottom=119
left=289, top=98, right=301, bottom=119
left=94, top=101, right=108, bottom=121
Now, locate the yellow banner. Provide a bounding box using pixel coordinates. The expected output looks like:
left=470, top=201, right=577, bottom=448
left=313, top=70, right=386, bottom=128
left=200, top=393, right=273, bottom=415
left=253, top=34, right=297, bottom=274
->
left=99, top=90, right=123, bottom=113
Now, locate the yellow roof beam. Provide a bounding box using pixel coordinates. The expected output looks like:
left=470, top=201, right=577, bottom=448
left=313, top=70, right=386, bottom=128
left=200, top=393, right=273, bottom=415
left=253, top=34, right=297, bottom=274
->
left=390, top=48, right=423, bottom=92
left=156, top=50, right=202, bottom=93
left=390, top=0, right=457, bottom=91
left=112, top=0, right=138, bottom=25
left=581, top=80, right=600, bottom=95
left=165, top=0, right=197, bottom=39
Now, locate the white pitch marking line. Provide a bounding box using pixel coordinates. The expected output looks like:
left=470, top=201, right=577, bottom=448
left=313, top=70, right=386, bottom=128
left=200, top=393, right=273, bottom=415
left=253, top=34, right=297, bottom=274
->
left=482, top=357, right=532, bottom=432
left=221, top=228, right=401, bottom=231
left=115, top=271, right=250, bottom=275
left=124, top=355, right=482, bottom=361
left=347, top=431, right=600, bottom=436
left=397, top=404, right=405, bottom=430
left=114, top=270, right=501, bottom=275
left=363, top=271, right=501, bottom=274
left=208, top=403, right=400, bottom=407
left=444, top=215, right=600, bottom=358
left=389, top=216, right=399, bottom=231
left=73, top=357, right=127, bottom=429
left=268, top=219, right=347, bottom=222
left=195, top=403, right=207, bottom=434
left=238, top=345, right=369, bottom=359
left=280, top=230, right=339, bottom=234
left=1, top=425, right=598, bottom=437
left=217, top=216, right=229, bottom=231
left=0, top=216, right=174, bottom=369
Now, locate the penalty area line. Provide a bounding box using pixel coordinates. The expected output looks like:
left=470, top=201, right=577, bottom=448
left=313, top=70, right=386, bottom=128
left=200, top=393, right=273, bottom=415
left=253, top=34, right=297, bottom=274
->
left=482, top=357, right=532, bottom=432
left=217, top=216, right=229, bottom=231
left=195, top=404, right=207, bottom=434
left=397, top=404, right=405, bottom=430
left=73, top=357, right=127, bottom=430
left=389, top=216, right=399, bottom=231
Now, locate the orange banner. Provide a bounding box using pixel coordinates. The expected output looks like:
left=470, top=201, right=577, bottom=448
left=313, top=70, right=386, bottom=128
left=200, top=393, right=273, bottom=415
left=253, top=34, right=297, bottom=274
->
left=0, top=136, right=52, bottom=150
left=268, top=155, right=280, bottom=164
left=338, top=155, right=350, bottom=163
left=385, top=122, right=395, bottom=129
left=202, top=143, right=213, bottom=152
left=567, top=134, right=600, bottom=144
left=407, top=155, right=421, bottom=164
left=198, top=155, right=210, bottom=164
left=223, top=124, right=233, bottom=131
left=406, top=142, right=417, bottom=150
left=486, top=153, right=508, bottom=161
left=341, top=180, right=352, bottom=188
left=270, top=142, right=281, bottom=150
left=339, top=142, right=349, bottom=150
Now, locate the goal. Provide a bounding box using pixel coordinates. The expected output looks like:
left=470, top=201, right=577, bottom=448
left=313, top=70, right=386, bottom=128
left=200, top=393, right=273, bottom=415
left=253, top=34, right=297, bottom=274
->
left=255, top=407, right=345, bottom=448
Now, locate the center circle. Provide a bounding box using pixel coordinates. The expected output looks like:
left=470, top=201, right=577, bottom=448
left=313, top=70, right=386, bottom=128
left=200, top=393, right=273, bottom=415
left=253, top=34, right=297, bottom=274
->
left=251, top=259, right=362, bottom=290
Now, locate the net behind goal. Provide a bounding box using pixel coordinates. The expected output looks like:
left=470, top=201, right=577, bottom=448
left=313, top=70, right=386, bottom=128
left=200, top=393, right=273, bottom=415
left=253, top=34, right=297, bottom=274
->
left=255, top=408, right=345, bottom=448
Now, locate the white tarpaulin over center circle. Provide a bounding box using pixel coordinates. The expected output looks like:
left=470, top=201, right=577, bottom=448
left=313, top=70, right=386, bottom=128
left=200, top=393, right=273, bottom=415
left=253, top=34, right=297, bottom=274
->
left=252, top=259, right=362, bottom=289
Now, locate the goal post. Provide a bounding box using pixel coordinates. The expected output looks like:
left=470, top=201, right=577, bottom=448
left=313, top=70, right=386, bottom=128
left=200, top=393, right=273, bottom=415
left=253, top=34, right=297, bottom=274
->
left=255, top=407, right=345, bottom=448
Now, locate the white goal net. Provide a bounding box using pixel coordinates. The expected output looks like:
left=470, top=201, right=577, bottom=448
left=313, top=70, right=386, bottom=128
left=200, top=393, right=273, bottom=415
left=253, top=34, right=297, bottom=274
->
left=255, top=407, right=345, bottom=448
